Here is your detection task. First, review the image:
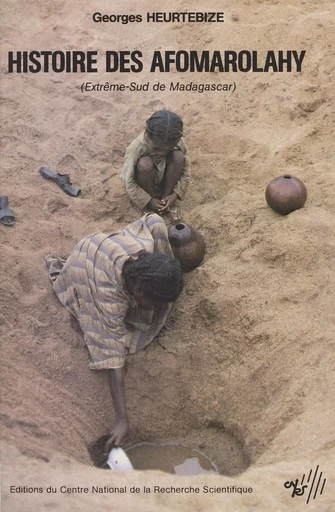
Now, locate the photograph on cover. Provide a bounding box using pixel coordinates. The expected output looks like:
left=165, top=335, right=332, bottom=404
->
left=1, top=1, right=334, bottom=510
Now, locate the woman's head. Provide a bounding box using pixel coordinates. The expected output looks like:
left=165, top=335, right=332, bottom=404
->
left=123, top=251, right=183, bottom=307
left=145, top=110, right=183, bottom=150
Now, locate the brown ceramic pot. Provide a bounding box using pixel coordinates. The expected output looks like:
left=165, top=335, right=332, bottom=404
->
left=265, top=175, right=307, bottom=215
left=168, top=222, right=206, bottom=272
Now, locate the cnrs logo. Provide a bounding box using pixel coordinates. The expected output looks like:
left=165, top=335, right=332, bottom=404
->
left=284, top=465, right=326, bottom=504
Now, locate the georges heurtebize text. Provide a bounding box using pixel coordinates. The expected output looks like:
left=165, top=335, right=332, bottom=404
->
left=7, top=50, right=306, bottom=73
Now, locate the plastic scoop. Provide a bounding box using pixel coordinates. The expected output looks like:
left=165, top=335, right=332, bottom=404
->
left=106, top=447, right=134, bottom=471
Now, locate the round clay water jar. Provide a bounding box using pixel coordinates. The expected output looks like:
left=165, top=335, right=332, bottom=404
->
left=265, top=175, right=307, bottom=215
left=168, top=223, right=206, bottom=272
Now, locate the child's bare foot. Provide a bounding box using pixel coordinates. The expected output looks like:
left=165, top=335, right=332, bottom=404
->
left=165, top=207, right=182, bottom=222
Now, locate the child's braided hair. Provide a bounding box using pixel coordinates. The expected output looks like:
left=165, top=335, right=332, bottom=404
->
left=146, top=110, right=183, bottom=145
left=125, top=251, right=183, bottom=303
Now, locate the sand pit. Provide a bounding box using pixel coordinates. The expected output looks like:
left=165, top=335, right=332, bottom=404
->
left=1, top=0, right=335, bottom=510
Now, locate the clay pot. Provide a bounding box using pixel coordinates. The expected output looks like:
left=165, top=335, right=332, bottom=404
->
left=168, top=222, right=206, bottom=272
left=265, top=175, right=307, bottom=215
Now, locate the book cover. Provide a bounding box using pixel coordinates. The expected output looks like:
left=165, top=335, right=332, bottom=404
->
left=1, top=1, right=334, bottom=510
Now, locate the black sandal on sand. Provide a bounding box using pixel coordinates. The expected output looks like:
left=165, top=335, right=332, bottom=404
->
left=39, top=167, right=81, bottom=197
left=0, top=196, right=15, bottom=226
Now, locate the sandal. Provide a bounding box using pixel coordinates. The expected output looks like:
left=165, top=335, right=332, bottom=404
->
left=166, top=207, right=182, bottom=222
left=39, top=167, right=81, bottom=197
left=0, top=196, right=15, bottom=226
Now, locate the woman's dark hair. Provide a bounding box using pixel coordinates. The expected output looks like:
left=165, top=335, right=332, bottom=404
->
left=124, top=251, right=183, bottom=302
left=146, top=110, right=183, bottom=145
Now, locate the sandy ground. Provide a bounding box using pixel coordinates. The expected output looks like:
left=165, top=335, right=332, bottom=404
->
left=1, top=0, right=335, bottom=510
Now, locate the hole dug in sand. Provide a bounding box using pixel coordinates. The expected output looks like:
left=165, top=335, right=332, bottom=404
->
left=88, top=424, right=249, bottom=477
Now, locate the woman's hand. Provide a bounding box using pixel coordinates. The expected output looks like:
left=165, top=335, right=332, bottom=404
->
left=104, top=420, right=129, bottom=453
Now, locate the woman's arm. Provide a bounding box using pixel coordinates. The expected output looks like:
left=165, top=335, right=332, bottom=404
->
left=104, top=367, right=129, bottom=452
